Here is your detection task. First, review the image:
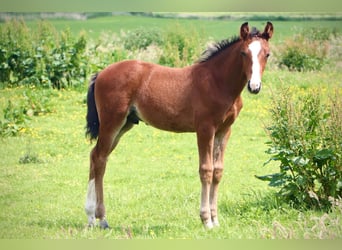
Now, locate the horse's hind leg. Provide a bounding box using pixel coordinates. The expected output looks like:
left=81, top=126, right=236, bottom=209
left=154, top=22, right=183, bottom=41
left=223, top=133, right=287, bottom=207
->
left=86, top=132, right=114, bottom=229
left=85, top=114, right=133, bottom=229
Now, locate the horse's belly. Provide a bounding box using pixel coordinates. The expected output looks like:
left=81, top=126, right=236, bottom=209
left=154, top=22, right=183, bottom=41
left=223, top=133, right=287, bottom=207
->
left=134, top=100, right=195, bottom=133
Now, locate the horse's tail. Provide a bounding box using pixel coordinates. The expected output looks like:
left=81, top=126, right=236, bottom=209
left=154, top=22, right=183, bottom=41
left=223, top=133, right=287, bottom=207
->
left=86, top=73, right=99, bottom=141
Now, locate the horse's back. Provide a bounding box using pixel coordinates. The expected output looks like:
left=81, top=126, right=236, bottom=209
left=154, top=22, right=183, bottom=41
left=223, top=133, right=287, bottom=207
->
left=96, top=59, right=183, bottom=91
left=96, top=60, right=145, bottom=88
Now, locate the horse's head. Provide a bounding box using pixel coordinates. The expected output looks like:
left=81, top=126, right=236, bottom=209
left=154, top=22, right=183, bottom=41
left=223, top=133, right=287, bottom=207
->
left=239, top=22, right=273, bottom=94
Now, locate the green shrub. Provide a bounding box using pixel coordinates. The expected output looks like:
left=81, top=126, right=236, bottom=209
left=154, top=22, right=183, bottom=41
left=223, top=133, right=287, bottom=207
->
left=0, top=19, right=88, bottom=89
left=43, top=29, right=88, bottom=89
left=0, top=19, right=35, bottom=84
left=257, top=89, right=342, bottom=210
left=159, top=25, right=204, bottom=67
left=278, top=27, right=331, bottom=71
left=123, top=27, right=164, bottom=51
left=87, top=43, right=129, bottom=73
left=280, top=47, right=326, bottom=72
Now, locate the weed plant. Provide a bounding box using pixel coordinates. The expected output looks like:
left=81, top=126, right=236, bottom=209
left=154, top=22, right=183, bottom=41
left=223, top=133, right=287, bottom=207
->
left=258, top=88, right=342, bottom=210
left=0, top=100, right=27, bottom=137
left=0, top=88, right=55, bottom=137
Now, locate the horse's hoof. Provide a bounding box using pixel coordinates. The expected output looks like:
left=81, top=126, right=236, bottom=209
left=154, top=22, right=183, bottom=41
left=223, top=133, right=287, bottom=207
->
left=99, top=219, right=110, bottom=229
left=87, top=216, right=96, bottom=228
left=203, top=220, right=214, bottom=230
left=212, top=217, right=220, bottom=227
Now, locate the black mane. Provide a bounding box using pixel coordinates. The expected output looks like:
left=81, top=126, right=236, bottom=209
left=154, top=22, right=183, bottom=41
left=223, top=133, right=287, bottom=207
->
left=198, top=27, right=261, bottom=63
left=198, top=36, right=240, bottom=63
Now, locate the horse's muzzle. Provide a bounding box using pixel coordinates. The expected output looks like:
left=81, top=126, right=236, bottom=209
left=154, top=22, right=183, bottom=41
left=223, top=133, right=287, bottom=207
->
left=247, top=80, right=261, bottom=94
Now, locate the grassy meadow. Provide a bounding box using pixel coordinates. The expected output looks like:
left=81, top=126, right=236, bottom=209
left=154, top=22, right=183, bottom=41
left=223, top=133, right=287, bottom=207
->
left=0, top=13, right=341, bottom=239
left=25, top=14, right=342, bottom=43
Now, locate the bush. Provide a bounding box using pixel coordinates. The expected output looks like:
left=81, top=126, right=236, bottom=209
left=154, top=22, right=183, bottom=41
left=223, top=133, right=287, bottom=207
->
left=0, top=19, right=88, bottom=89
left=159, top=25, right=204, bottom=67
left=123, top=27, right=164, bottom=51
left=257, top=89, right=342, bottom=210
left=278, top=27, right=331, bottom=71
left=280, top=47, right=326, bottom=72
left=0, top=19, right=35, bottom=84
left=0, top=20, right=206, bottom=89
left=43, top=29, right=88, bottom=89
left=87, top=35, right=129, bottom=73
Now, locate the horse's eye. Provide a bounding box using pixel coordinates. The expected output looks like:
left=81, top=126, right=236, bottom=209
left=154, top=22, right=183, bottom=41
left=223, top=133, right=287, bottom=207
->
left=266, top=53, right=270, bottom=59
left=241, top=51, right=247, bottom=57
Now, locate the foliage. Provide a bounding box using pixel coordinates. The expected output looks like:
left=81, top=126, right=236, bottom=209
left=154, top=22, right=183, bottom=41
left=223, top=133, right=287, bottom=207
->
left=0, top=19, right=88, bottom=89
left=87, top=24, right=205, bottom=71
left=0, top=88, right=54, bottom=137
left=280, top=47, right=326, bottom=72
left=22, top=89, right=55, bottom=116
left=0, top=100, right=27, bottom=137
left=278, top=27, right=331, bottom=71
left=122, top=27, right=164, bottom=51
left=257, top=88, right=342, bottom=210
left=86, top=33, right=129, bottom=73
left=0, top=19, right=33, bottom=84
left=1, top=17, right=340, bottom=89
left=159, top=25, right=204, bottom=67
left=43, top=29, right=88, bottom=89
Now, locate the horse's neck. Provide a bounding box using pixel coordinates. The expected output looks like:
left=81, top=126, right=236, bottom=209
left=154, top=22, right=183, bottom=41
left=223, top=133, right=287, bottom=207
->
left=199, top=43, right=247, bottom=98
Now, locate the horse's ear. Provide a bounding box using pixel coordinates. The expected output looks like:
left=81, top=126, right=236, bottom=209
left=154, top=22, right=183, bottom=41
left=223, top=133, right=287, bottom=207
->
left=263, top=22, right=273, bottom=40
left=240, top=22, right=249, bottom=40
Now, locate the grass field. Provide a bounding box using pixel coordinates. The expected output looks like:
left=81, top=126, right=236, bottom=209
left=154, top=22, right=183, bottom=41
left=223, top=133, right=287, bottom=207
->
left=0, top=14, right=341, bottom=239
left=24, top=14, right=342, bottom=43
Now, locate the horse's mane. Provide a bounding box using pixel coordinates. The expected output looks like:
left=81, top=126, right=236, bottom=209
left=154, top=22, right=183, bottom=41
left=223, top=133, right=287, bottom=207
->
left=198, top=27, right=261, bottom=63
left=197, top=36, right=240, bottom=63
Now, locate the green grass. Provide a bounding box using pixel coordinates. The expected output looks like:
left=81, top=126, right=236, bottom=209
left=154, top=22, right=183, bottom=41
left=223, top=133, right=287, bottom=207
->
left=1, top=71, right=341, bottom=239
left=0, top=15, right=342, bottom=239
left=22, top=15, right=342, bottom=44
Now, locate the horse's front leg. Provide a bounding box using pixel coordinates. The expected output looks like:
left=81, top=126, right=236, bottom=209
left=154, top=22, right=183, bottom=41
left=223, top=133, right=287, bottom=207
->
left=210, top=128, right=231, bottom=227
left=196, top=125, right=215, bottom=229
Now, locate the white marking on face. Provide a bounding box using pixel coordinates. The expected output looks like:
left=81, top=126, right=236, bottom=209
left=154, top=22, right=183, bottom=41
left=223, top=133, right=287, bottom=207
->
left=248, top=40, right=262, bottom=91
left=85, top=179, right=97, bottom=225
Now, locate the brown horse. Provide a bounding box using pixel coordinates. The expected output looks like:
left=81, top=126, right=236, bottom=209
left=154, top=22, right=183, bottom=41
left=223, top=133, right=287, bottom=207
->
left=85, top=22, right=273, bottom=229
